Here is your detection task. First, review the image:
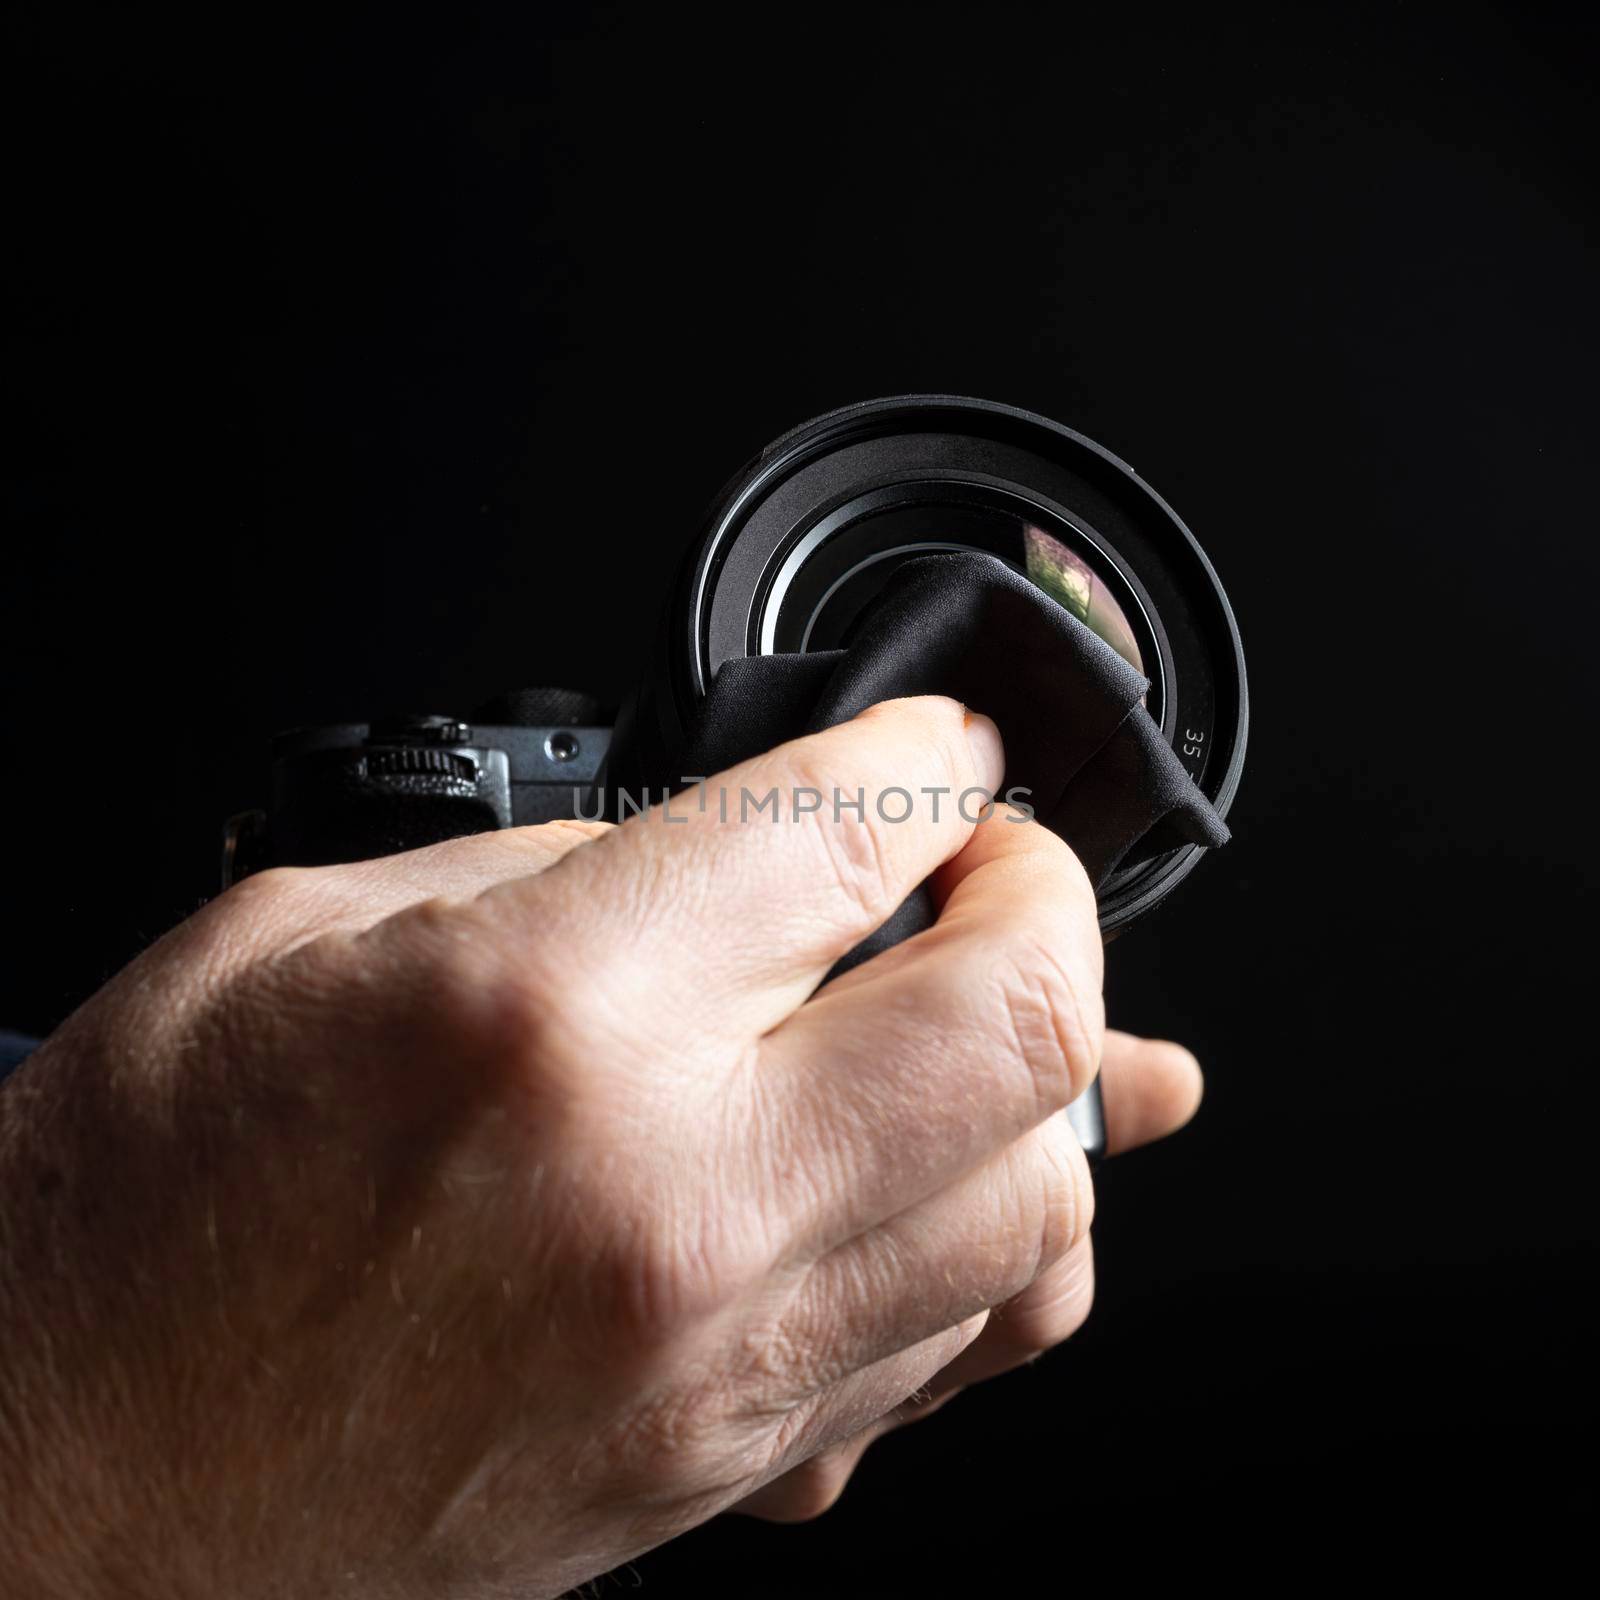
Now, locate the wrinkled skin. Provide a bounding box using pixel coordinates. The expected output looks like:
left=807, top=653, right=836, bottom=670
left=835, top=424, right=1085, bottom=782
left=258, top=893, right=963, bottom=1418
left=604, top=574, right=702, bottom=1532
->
left=0, top=698, right=1201, bottom=1598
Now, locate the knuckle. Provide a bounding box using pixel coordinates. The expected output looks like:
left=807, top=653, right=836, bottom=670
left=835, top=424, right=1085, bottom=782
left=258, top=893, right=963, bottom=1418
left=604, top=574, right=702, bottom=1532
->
left=594, top=1235, right=718, bottom=1344
left=495, top=948, right=592, bottom=1067
left=571, top=1176, right=768, bottom=1348
left=394, top=896, right=517, bottom=1021
left=371, top=896, right=581, bottom=1099
left=990, top=932, right=1105, bottom=1114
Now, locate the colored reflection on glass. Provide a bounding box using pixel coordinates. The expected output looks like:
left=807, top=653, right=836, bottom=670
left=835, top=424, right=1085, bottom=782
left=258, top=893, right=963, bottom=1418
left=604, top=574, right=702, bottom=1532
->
left=1023, top=525, right=1143, bottom=672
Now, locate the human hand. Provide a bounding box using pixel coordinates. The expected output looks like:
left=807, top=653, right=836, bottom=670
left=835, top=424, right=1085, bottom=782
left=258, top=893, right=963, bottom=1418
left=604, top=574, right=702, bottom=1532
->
left=0, top=695, right=1197, bottom=1598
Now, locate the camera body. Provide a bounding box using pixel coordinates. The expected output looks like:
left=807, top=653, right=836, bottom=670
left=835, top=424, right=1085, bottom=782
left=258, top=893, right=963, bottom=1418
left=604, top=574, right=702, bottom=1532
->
left=223, top=706, right=615, bottom=886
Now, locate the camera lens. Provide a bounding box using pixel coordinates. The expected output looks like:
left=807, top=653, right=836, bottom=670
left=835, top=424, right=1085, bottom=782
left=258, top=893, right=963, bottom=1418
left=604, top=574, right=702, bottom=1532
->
left=765, top=503, right=1148, bottom=678
left=631, top=395, right=1247, bottom=934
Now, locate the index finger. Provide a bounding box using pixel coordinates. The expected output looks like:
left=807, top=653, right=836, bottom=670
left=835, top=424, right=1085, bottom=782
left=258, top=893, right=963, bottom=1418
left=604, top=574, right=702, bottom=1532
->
left=480, top=695, right=1006, bottom=1038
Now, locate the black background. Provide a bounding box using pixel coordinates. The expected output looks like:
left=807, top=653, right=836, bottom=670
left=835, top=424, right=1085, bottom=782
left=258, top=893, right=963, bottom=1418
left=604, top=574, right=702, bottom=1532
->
left=5, top=1, right=1596, bottom=1589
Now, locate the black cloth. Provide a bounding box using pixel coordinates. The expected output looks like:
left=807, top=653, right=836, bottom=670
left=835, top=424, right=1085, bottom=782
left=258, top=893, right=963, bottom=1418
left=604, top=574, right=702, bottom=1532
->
left=681, top=552, right=1228, bottom=968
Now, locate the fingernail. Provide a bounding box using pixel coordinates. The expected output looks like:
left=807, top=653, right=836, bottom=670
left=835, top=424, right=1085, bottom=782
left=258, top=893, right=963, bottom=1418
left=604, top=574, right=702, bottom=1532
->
left=963, top=711, right=1005, bottom=797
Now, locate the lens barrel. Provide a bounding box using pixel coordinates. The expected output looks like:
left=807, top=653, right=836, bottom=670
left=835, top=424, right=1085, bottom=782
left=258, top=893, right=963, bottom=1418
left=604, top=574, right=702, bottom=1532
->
left=612, top=395, right=1247, bottom=933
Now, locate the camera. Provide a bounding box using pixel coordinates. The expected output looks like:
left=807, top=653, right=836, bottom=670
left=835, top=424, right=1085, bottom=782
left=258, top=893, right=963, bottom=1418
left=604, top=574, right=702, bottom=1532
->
left=223, top=397, right=1248, bottom=1154
left=228, top=394, right=1245, bottom=920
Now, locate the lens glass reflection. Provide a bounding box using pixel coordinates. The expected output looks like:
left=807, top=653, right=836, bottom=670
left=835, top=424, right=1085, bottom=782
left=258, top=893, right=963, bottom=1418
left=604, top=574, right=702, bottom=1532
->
left=770, top=500, right=1150, bottom=680
left=1023, top=524, right=1143, bottom=672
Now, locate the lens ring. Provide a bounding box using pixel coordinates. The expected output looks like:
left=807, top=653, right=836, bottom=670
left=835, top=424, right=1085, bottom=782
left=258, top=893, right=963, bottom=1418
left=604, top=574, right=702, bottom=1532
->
left=661, top=395, right=1247, bottom=933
